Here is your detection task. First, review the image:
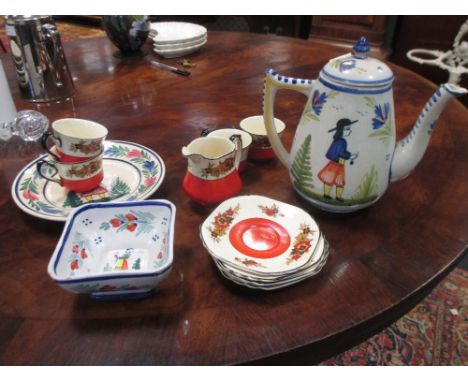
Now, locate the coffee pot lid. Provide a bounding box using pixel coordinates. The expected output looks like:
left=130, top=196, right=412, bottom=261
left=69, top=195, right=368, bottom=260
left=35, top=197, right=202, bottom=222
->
left=320, top=37, right=394, bottom=87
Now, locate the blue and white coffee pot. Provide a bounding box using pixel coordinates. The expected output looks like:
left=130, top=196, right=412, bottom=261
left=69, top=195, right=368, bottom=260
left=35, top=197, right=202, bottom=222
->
left=263, top=37, right=467, bottom=213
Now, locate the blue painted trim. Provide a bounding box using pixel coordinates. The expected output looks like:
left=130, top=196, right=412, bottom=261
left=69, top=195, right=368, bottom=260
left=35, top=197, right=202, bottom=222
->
left=319, top=77, right=392, bottom=95
left=321, top=69, right=394, bottom=86
left=57, top=266, right=171, bottom=284
left=443, top=84, right=462, bottom=96
left=90, top=289, right=153, bottom=301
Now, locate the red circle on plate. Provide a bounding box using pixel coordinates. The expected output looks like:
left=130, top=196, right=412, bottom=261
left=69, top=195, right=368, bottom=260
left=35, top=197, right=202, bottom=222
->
left=229, top=218, right=291, bottom=259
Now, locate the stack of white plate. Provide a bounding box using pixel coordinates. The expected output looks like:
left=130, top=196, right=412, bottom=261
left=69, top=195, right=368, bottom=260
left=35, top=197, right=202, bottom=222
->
left=200, top=195, right=329, bottom=291
left=150, top=21, right=207, bottom=58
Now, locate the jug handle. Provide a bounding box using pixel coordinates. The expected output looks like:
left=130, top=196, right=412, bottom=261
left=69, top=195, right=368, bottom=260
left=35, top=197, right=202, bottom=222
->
left=263, top=68, right=314, bottom=167
left=229, top=134, right=242, bottom=170
left=200, top=128, right=210, bottom=137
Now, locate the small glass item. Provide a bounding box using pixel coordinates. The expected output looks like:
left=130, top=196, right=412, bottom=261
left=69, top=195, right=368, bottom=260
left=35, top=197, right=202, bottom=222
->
left=0, top=110, right=49, bottom=141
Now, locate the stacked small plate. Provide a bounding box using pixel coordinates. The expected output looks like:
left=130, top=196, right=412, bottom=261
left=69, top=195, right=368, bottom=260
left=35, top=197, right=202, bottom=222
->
left=200, top=195, right=329, bottom=290
left=150, top=21, right=207, bottom=58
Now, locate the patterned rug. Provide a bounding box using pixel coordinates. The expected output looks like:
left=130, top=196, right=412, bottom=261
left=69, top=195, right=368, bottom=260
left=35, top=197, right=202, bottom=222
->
left=321, top=268, right=468, bottom=365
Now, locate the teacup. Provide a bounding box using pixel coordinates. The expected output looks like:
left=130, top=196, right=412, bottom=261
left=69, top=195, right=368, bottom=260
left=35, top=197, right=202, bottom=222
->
left=41, top=118, right=108, bottom=162
left=36, top=148, right=104, bottom=193
left=239, top=115, right=285, bottom=160
left=205, top=128, right=252, bottom=172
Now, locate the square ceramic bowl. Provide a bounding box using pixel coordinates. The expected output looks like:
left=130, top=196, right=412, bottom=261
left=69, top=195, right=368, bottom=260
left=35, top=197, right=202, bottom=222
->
left=48, top=200, right=176, bottom=301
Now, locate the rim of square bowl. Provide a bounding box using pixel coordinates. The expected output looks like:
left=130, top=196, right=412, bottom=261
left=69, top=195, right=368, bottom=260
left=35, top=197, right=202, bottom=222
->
left=47, top=199, right=176, bottom=283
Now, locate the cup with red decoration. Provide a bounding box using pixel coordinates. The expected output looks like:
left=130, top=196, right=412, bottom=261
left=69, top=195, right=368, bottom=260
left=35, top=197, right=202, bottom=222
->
left=36, top=147, right=104, bottom=193
left=239, top=115, right=285, bottom=160
left=41, top=118, right=108, bottom=163
left=205, top=128, right=252, bottom=172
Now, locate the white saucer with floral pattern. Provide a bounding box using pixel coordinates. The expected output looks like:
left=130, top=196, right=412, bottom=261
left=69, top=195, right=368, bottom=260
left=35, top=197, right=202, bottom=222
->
left=11, top=140, right=165, bottom=221
left=215, top=248, right=328, bottom=290
left=213, top=237, right=329, bottom=290
left=214, top=234, right=327, bottom=282
left=200, top=195, right=326, bottom=281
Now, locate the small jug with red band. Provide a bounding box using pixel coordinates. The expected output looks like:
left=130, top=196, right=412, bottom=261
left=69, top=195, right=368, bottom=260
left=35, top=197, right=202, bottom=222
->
left=182, top=135, right=243, bottom=204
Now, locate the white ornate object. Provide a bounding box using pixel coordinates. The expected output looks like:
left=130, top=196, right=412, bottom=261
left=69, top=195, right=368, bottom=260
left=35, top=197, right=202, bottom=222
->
left=407, top=19, right=468, bottom=84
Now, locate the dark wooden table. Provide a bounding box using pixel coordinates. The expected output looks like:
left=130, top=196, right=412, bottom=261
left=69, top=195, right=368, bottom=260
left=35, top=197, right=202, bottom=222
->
left=0, top=32, right=467, bottom=365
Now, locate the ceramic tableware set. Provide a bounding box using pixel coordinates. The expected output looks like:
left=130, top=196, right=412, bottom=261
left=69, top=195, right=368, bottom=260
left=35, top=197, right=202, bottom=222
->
left=11, top=117, right=168, bottom=300
left=13, top=118, right=166, bottom=222
left=38, top=118, right=108, bottom=193
left=200, top=195, right=328, bottom=290
left=11, top=36, right=465, bottom=299
left=149, top=21, right=207, bottom=58
left=181, top=116, right=285, bottom=205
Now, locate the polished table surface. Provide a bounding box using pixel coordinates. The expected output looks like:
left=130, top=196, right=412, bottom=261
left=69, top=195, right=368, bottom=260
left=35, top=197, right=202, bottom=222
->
left=0, top=32, right=467, bottom=365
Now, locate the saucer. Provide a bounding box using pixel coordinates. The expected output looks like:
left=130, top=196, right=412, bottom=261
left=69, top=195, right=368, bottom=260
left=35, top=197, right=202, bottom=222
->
left=200, top=195, right=321, bottom=275
left=11, top=140, right=165, bottom=221
left=153, top=38, right=207, bottom=58
left=150, top=22, right=207, bottom=45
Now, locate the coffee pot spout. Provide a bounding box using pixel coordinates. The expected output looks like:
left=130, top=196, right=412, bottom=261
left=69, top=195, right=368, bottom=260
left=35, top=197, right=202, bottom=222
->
left=390, top=83, right=467, bottom=182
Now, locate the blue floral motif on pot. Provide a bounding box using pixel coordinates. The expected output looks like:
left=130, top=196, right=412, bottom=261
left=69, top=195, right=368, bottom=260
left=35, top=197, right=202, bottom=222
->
left=372, top=103, right=390, bottom=129
left=311, top=90, right=329, bottom=116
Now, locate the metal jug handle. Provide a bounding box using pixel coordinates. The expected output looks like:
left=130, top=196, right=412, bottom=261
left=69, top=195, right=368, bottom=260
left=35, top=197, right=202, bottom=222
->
left=42, top=23, right=63, bottom=87
left=229, top=134, right=242, bottom=170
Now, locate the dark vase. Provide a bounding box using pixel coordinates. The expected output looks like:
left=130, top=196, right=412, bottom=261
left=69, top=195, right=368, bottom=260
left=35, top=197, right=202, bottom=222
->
left=102, top=15, right=150, bottom=57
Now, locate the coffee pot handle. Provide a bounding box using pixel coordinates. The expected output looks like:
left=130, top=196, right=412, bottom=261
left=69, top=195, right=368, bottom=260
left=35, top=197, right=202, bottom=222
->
left=263, top=68, right=314, bottom=167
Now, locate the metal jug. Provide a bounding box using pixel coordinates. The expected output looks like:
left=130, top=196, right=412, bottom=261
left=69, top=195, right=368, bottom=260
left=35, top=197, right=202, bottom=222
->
left=5, top=15, right=75, bottom=102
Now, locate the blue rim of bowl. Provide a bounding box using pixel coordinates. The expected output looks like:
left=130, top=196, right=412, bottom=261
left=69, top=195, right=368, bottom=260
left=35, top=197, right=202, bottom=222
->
left=49, top=199, right=176, bottom=284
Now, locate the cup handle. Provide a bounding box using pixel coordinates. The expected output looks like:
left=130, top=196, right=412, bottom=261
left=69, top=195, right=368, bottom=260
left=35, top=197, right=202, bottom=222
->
left=41, top=131, right=61, bottom=160
left=200, top=128, right=211, bottom=137
left=36, top=160, right=61, bottom=185
left=229, top=134, right=242, bottom=170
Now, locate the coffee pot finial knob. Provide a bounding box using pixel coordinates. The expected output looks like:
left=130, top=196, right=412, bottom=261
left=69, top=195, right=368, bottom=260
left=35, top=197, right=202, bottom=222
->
left=353, top=36, right=370, bottom=59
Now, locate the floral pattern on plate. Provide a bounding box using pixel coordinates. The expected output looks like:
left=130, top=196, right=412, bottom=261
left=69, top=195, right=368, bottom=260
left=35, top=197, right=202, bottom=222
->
left=207, top=203, right=240, bottom=242
left=11, top=140, right=165, bottom=221
left=201, top=195, right=321, bottom=275
left=258, top=203, right=284, bottom=218
left=286, top=224, right=316, bottom=265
